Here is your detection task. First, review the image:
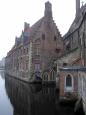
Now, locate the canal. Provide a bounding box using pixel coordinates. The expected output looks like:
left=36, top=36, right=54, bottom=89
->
left=0, top=70, right=75, bottom=115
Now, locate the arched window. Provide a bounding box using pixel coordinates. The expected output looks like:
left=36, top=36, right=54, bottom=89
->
left=65, top=74, right=73, bottom=92
left=50, top=70, right=55, bottom=80
left=43, top=73, right=48, bottom=81
left=66, top=75, right=72, bottom=87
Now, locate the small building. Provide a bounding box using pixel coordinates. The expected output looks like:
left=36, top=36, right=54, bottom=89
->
left=59, top=66, right=86, bottom=113
left=5, top=1, right=63, bottom=83
left=59, top=67, right=79, bottom=102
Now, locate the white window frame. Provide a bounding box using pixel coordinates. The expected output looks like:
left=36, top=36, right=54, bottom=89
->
left=64, top=74, right=74, bottom=92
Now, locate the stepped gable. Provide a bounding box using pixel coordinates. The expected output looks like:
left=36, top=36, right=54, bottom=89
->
left=29, top=17, right=44, bottom=39
left=64, top=3, right=86, bottom=38
left=28, top=19, right=62, bottom=41
left=29, top=1, right=62, bottom=41
left=15, top=1, right=62, bottom=43
left=7, top=1, right=63, bottom=56
left=52, top=20, right=62, bottom=39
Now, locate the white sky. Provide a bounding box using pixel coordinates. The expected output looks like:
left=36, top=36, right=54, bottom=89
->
left=0, top=0, right=85, bottom=60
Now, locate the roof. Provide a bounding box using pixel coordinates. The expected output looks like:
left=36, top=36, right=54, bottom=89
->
left=30, top=17, right=44, bottom=39
left=6, top=1, right=62, bottom=57
left=14, top=17, right=44, bottom=47
left=60, top=66, right=86, bottom=71
left=64, top=4, right=86, bottom=39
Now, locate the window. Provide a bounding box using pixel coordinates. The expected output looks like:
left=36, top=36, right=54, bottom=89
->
left=24, top=48, right=25, bottom=54
left=80, top=37, right=83, bottom=46
left=34, top=64, right=40, bottom=72
left=55, top=48, right=60, bottom=53
left=53, top=66, right=57, bottom=71
left=54, top=36, right=57, bottom=41
left=36, top=47, right=40, bottom=55
left=66, top=75, right=72, bottom=87
left=26, top=61, right=28, bottom=70
left=50, top=70, right=55, bottom=80
left=21, top=48, right=23, bottom=54
left=34, top=44, right=40, bottom=56
left=65, top=74, right=73, bottom=92
left=27, top=48, right=28, bottom=53
left=43, top=73, right=48, bottom=81
left=63, top=63, right=67, bottom=66
left=42, top=34, right=45, bottom=40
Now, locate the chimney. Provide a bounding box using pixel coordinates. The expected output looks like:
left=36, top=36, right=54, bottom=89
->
left=76, top=0, right=80, bottom=17
left=44, top=1, right=52, bottom=18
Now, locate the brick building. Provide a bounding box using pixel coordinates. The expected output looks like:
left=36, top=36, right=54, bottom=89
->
left=5, top=0, right=86, bottom=110
left=59, top=67, right=78, bottom=102
left=5, top=1, right=63, bottom=83
left=57, top=0, right=86, bottom=103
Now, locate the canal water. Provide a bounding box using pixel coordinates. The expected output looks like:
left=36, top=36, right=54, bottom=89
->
left=0, top=70, right=75, bottom=115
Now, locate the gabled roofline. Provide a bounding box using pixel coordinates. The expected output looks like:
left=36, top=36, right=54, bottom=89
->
left=64, top=5, right=86, bottom=39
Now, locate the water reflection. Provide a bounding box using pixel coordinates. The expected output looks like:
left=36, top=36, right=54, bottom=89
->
left=0, top=70, right=5, bottom=79
left=5, top=75, right=75, bottom=115
left=0, top=72, right=13, bottom=115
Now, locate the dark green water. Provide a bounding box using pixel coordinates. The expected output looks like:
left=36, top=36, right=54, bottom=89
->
left=0, top=70, right=75, bottom=115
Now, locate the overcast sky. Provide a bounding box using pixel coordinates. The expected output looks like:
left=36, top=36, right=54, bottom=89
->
left=0, top=0, right=85, bottom=60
